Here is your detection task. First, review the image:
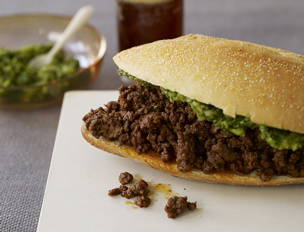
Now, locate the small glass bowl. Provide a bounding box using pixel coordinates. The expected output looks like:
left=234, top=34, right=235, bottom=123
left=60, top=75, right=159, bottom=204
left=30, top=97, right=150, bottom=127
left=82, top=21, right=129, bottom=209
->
left=0, top=14, right=107, bottom=109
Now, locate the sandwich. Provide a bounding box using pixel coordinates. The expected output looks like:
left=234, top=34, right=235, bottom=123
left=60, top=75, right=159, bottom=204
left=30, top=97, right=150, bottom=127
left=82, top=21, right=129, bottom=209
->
left=82, top=34, right=304, bottom=186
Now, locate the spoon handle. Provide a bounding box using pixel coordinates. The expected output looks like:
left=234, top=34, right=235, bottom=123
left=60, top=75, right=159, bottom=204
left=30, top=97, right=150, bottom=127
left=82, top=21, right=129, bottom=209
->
left=48, top=5, right=94, bottom=59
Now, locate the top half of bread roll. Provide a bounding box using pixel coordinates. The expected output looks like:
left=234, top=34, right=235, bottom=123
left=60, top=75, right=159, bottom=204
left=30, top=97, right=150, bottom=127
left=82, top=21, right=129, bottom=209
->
left=113, top=34, right=304, bottom=134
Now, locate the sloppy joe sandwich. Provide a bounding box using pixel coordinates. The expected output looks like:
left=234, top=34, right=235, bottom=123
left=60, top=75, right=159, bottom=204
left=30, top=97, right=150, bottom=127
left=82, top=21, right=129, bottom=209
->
left=82, top=34, right=304, bottom=186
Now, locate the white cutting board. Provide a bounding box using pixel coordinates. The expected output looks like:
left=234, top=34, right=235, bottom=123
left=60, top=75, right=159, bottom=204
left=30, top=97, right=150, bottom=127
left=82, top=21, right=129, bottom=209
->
left=37, top=91, right=304, bottom=232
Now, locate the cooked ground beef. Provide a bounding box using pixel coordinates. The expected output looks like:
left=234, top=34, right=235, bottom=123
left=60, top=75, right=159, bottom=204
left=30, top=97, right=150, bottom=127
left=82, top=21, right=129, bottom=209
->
left=133, top=179, right=149, bottom=196
left=165, top=196, right=197, bottom=218
left=120, top=179, right=150, bottom=199
left=187, top=201, right=197, bottom=211
left=120, top=179, right=151, bottom=207
left=135, top=195, right=151, bottom=208
left=119, top=172, right=133, bottom=185
left=120, top=185, right=136, bottom=199
left=83, top=83, right=304, bottom=181
left=109, top=172, right=151, bottom=207
left=108, top=187, right=121, bottom=196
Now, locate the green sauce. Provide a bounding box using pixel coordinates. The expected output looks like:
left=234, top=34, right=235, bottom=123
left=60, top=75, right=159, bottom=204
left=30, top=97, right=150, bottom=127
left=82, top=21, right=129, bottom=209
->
left=119, top=70, right=304, bottom=151
left=0, top=44, right=80, bottom=105
left=0, top=44, right=79, bottom=88
left=259, top=126, right=304, bottom=151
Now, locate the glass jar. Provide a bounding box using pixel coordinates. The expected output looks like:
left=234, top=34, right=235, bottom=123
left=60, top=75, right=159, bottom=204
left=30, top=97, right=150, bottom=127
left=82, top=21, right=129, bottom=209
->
left=117, top=0, right=183, bottom=51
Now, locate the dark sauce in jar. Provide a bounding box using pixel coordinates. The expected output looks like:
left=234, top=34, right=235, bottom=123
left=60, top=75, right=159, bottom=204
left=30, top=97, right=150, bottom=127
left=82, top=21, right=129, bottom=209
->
left=117, top=0, right=183, bottom=51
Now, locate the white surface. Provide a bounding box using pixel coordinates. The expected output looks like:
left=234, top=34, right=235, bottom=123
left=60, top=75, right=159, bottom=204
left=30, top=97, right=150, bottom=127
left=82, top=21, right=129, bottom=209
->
left=37, top=91, right=304, bottom=232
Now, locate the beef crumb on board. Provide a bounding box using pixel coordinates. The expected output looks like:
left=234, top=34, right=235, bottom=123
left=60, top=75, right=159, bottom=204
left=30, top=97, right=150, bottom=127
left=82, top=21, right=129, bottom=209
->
left=108, top=172, right=198, bottom=217
left=165, top=196, right=197, bottom=218
left=108, top=172, right=151, bottom=208
left=135, top=195, right=151, bottom=208
left=119, top=172, right=133, bottom=185
left=108, top=188, right=121, bottom=196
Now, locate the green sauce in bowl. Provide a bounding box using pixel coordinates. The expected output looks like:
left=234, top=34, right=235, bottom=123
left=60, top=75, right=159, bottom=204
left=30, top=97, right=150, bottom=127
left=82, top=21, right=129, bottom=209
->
left=0, top=44, right=79, bottom=87
left=0, top=44, right=81, bottom=108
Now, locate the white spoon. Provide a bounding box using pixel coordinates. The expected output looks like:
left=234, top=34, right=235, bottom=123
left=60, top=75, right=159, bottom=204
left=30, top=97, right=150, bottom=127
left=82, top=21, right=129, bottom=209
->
left=29, top=5, right=94, bottom=69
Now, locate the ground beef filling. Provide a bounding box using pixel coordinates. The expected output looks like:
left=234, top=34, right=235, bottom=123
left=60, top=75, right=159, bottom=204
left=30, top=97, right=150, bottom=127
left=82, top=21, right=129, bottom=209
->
left=83, top=83, right=304, bottom=181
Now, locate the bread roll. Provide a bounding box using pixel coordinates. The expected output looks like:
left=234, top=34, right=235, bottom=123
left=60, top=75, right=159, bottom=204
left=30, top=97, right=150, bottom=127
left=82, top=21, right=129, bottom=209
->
left=114, top=34, right=304, bottom=134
